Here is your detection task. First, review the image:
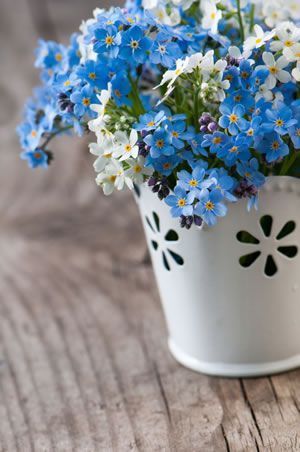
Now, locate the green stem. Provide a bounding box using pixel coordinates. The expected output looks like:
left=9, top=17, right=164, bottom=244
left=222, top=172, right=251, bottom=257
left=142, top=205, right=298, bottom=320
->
left=236, top=0, right=245, bottom=43
left=40, top=124, right=75, bottom=150
left=280, top=149, right=297, bottom=175
left=249, top=4, right=255, bottom=32
left=128, top=73, right=145, bottom=117
left=194, top=88, right=200, bottom=128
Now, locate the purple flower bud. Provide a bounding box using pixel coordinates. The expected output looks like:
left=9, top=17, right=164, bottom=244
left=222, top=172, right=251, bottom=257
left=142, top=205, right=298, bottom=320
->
left=199, top=112, right=218, bottom=133
left=148, top=176, right=157, bottom=187
left=207, top=121, right=218, bottom=133
left=226, top=55, right=240, bottom=68
left=194, top=215, right=203, bottom=227
left=180, top=215, right=194, bottom=229
left=234, top=179, right=258, bottom=199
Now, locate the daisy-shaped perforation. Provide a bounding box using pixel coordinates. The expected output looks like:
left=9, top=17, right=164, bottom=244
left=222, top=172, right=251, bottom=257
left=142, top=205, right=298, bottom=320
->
left=237, top=215, right=298, bottom=277
left=145, top=211, right=184, bottom=271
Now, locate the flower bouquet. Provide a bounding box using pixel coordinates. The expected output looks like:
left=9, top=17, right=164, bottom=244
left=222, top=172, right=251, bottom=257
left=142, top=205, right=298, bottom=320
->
left=18, top=0, right=300, bottom=376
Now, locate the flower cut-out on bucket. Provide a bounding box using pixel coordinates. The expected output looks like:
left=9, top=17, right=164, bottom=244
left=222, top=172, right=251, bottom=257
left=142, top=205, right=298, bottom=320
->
left=145, top=211, right=184, bottom=271
left=237, top=215, right=298, bottom=277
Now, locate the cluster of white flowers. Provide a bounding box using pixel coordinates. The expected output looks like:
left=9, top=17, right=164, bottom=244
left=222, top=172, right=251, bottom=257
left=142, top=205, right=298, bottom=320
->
left=157, top=50, right=230, bottom=104
left=249, top=22, right=300, bottom=101
left=88, top=85, right=152, bottom=195
left=141, top=0, right=300, bottom=36
left=257, top=0, right=300, bottom=28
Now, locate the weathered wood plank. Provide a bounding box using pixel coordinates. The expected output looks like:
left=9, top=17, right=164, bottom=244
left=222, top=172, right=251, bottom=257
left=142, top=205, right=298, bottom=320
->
left=2, top=0, right=300, bottom=451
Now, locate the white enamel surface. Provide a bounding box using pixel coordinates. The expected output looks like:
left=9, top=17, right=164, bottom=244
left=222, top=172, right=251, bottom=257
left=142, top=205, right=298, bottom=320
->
left=136, top=177, right=300, bottom=377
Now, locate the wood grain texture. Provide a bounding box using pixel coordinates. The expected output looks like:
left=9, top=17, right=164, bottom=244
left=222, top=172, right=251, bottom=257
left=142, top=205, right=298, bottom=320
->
left=1, top=0, right=300, bottom=450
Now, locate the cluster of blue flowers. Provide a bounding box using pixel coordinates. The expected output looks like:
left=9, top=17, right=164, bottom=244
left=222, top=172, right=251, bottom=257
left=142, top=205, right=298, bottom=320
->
left=17, top=0, right=300, bottom=229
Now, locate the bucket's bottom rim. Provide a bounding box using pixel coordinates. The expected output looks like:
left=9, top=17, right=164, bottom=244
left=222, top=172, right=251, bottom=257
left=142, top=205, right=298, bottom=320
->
left=168, top=339, right=300, bottom=378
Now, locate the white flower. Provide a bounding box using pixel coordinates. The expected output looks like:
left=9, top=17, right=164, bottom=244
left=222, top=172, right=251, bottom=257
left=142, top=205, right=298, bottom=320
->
left=142, top=0, right=159, bottom=9
left=89, top=132, right=115, bottom=173
left=112, top=129, right=139, bottom=161
left=96, top=160, right=133, bottom=195
left=157, top=52, right=203, bottom=89
left=125, top=156, right=153, bottom=185
left=172, top=0, right=195, bottom=10
left=262, top=2, right=288, bottom=28
left=155, top=52, right=204, bottom=104
left=201, top=0, right=222, bottom=34
left=292, top=62, right=300, bottom=81
left=255, top=83, right=274, bottom=102
left=185, top=52, right=203, bottom=71
left=285, top=0, right=300, bottom=20
left=283, top=42, right=300, bottom=62
left=258, top=52, right=291, bottom=89
left=200, top=79, right=230, bottom=103
left=270, top=22, right=300, bottom=52
left=202, top=57, right=227, bottom=82
left=156, top=57, right=190, bottom=88
left=243, top=25, right=275, bottom=53
left=228, top=45, right=252, bottom=61
left=149, top=5, right=181, bottom=26
left=283, top=42, right=300, bottom=81
left=199, top=50, right=215, bottom=75
left=88, top=84, right=112, bottom=134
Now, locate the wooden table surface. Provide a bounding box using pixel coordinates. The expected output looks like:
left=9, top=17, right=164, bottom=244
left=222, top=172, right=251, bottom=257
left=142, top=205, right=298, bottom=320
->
left=2, top=0, right=300, bottom=450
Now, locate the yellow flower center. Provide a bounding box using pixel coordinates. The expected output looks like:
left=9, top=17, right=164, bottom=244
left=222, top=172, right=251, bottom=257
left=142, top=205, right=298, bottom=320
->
left=247, top=129, right=254, bottom=136
left=114, top=89, right=121, bottom=98
left=255, top=38, right=262, bottom=45
left=229, top=114, right=238, bottom=123
left=34, top=152, right=42, bottom=159
left=64, top=80, right=71, bottom=86
left=213, top=136, right=222, bottom=144
left=163, top=163, right=170, bottom=169
left=105, top=36, right=114, bottom=46
left=147, top=121, right=155, bottom=127
left=272, top=141, right=280, bottom=150
left=89, top=72, right=96, bottom=80
left=172, top=131, right=179, bottom=138
left=125, top=144, right=132, bottom=152
left=178, top=198, right=186, bottom=207
left=205, top=201, right=214, bottom=211
left=31, top=130, right=37, bottom=137
left=189, top=179, right=198, bottom=187
left=230, top=146, right=238, bottom=153
left=156, top=139, right=164, bottom=148
left=55, top=53, right=63, bottom=62
left=284, top=40, right=294, bottom=47
left=210, top=12, right=216, bottom=19
left=269, top=66, right=278, bottom=74
left=82, top=98, right=90, bottom=106
left=109, top=175, right=116, bottom=183
left=134, top=165, right=142, bottom=173
left=275, top=119, right=284, bottom=127
left=130, top=40, right=139, bottom=49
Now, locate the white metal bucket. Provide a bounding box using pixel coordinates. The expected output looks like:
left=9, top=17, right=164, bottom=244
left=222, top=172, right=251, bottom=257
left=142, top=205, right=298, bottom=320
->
left=136, top=176, right=300, bottom=377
